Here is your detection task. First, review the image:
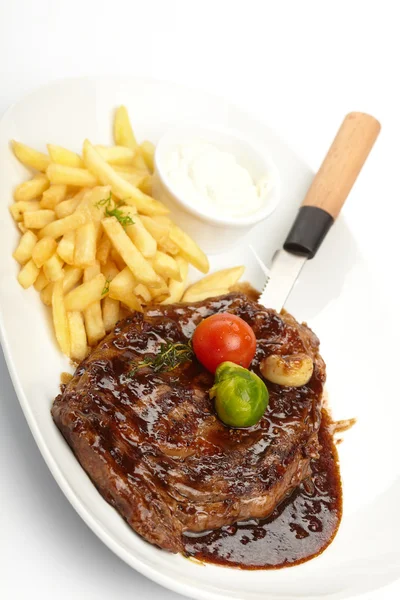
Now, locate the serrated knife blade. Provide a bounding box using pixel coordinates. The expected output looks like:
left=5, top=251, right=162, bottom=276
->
left=258, top=250, right=307, bottom=311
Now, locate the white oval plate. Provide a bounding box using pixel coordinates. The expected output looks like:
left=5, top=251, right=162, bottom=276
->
left=0, top=77, right=398, bottom=600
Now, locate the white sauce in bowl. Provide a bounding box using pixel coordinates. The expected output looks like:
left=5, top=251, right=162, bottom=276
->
left=163, top=142, right=269, bottom=219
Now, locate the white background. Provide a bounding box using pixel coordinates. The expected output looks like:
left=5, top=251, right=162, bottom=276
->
left=0, top=1, right=399, bottom=599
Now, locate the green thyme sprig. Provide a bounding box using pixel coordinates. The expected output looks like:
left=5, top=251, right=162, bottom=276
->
left=129, top=342, right=193, bottom=376
left=102, top=278, right=111, bottom=296
left=95, top=192, right=134, bottom=227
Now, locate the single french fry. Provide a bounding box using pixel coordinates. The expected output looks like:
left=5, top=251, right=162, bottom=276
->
left=67, top=311, right=88, bottom=361
left=139, top=141, right=155, bottom=172
left=161, top=257, right=188, bottom=304
left=152, top=250, right=182, bottom=281
left=55, top=189, right=87, bottom=219
left=102, top=217, right=160, bottom=286
left=108, top=267, right=142, bottom=312
left=84, top=301, right=105, bottom=346
left=14, top=173, right=49, bottom=202
left=94, top=145, right=135, bottom=165
left=138, top=174, right=153, bottom=196
left=43, top=253, right=64, bottom=282
left=183, top=266, right=245, bottom=300
left=13, top=230, right=37, bottom=264
left=57, top=231, right=75, bottom=265
left=182, top=288, right=230, bottom=303
left=102, top=296, right=120, bottom=332
left=82, top=140, right=168, bottom=216
left=24, top=209, right=55, bottom=229
left=47, top=163, right=97, bottom=187
left=17, top=259, right=40, bottom=289
left=32, top=236, right=57, bottom=268
left=17, top=223, right=27, bottom=234
left=47, top=144, right=84, bottom=168
left=169, top=223, right=209, bottom=273
left=38, top=209, right=88, bottom=239
left=132, top=151, right=149, bottom=172
left=110, top=247, right=126, bottom=271
left=52, top=280, right=70, bottom=356
left=62, top=265, right=82, bottom=294
left=96, top=235, right=111, bottom=265
left=117, top=209, right=157, bottom=258
left=74, top=222, right=96, bottom=267
left=135, top=283, right=152, bottom=303
left=40, top=184, right=67, bottom=209
left=113, top=105, right=137, bottom=150
left=10, top=201, right=41, bottom=222
left=83, top=264, right=106, bottom=345
left=11, top=140, right=50, bottom=172
left=64, top=273, right=106, bottom=311
left=33, top=269, right=49, bottom=292
left=40, top=282, right=54, bottom=306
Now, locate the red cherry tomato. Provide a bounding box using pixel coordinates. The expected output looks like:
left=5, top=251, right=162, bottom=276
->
left=192, top=313, right=257, bottom=373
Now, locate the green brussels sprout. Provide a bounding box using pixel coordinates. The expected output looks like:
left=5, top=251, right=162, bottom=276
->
left=209, top=361, right=269, bottom=428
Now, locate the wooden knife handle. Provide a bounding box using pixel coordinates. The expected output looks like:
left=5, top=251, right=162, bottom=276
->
left=302, top=112, right=381, bottom=218
left=284, top=112, right=381, bottom=258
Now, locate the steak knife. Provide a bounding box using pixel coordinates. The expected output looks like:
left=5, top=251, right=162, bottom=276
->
left=258, top=112, right=381, bottom=311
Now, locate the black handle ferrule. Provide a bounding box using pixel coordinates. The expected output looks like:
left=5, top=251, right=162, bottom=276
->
left=283, top=206, right=334, bottom=259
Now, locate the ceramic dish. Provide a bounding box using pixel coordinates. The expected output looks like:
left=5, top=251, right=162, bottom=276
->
left=0, top=76, right=398, bottom=600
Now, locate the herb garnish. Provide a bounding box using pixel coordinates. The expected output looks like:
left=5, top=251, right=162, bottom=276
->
left=129, top=342, right=193, bottom=376
left=102, top=277, right=111, bottom=296
left=95, top=193, right=134, bottom=227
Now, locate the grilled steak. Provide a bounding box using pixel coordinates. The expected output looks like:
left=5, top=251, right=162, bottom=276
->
left=52, top=292, right=325, bottom=553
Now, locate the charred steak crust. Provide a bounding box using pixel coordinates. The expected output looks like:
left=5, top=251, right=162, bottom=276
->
left=52, top=293, right=326, bottom=553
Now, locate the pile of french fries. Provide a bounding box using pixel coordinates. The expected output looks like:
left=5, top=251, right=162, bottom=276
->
left=10, top=106, right=244, bottom=361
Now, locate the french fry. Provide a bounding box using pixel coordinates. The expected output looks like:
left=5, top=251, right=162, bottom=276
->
left=38, top=209, right=88, bottom=239
left=43, top=254, right=64, bottom=282
left=116, top=170, right=147, bottom=187
left=32, top=236, right=57, bottom=268
left=74, top=222, right=97, bottom=267
left=101, top=259, right=119, bottom=281
left=182, top=288, right=230, bottom=303
left=11, top=140, right=50, bottom=172
left=40, top=282, right=54, bottom=306
left=14, top=174, right=49, bottom=202
left=13, top=230, right=37, bottom=264
left=152, top=250, right=182, bottom=281
left=55, top=189, right=87, bottom=219
left=110, top=247, right=126, bottom=271
left=148, top=276, right=170, bottom=302
left=83, top=264, right=106, bottom=346
left=33, top=269, right=49, bottom=292
left=161, top=257, right=188, bottom=304
left=24, top=209, right=56, bottom=229
left=138, top=174, right=153, bottom=196
left=140, top=215, right=170, bottom=242
left=79, top=185, right=112, bottom=222
left=47, top=144, right=84, bottom=168
left=169, top=223, right=209, bottom=273
left=62, top=265, right=82, bottom=294
left=94, top=145, right=135, bottom=165
left=102, top=296, right=120, bottom=332
left=139, top=141, right=155, bottom=172
left=118, top=209, right=157, bottom=258
left=17, top=223, right=27, bottom=234
left=82, top=140, right=168, bottom=216
left=132, top=151, right=149, bottom=172
left=47, top=163, right=97, bottom=187
left=9, top=201, right=41, bottom=222
left=67, top=311, right=88, bottom=361
left=135, top=283, right=152, bottom=303
left=64, top=273, right=106, bottom=311
left=183, top=266, right=245, bottom=300
left=108, top=267, right=142, bottom=311
left=17, top=259, right=39, bottom=289
left=40, top=184, right=67, bottom=209
left=102, top=217, right=160, bottom=286
left=96, top=235, right=111, bottom=265
left=113, top=105, right=137, bottom=149
left=57, top=231, right=75, bottom=265
left=52, top=280, right=70, bottom=356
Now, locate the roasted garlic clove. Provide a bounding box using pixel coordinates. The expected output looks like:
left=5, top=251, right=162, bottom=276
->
left=260, top=353, right=314, bottom=387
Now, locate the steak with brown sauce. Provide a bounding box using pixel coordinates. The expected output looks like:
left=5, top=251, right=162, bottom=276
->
left=52, top=293, right=325, bottom=553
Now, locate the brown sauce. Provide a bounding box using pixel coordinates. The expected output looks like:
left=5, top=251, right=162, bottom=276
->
left=183, top=410, right=342, bottom=569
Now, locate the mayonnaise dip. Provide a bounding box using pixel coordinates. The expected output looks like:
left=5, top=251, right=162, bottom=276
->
left=163, top=142, right=269, bottom=219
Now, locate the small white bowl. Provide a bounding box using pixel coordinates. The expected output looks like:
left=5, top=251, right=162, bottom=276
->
left=153, top=125, right=281, bottom=254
